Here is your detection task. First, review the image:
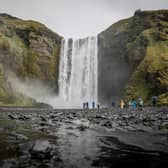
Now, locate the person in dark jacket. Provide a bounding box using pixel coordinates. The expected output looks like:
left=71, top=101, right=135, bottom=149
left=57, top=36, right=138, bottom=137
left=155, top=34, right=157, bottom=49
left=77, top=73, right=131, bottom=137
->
left=92, top=101, right=95, bottom=109
left=152, top=96, right=158, bottom=106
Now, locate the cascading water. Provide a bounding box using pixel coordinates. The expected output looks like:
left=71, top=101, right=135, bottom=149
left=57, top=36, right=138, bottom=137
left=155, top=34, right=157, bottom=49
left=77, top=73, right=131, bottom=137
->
left=58, top=36, right=98, bottom=107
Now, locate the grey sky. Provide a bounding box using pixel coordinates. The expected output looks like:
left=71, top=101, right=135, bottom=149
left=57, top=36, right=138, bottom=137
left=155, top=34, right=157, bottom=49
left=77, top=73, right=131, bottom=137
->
left=0, top=0, right=168, bottom=38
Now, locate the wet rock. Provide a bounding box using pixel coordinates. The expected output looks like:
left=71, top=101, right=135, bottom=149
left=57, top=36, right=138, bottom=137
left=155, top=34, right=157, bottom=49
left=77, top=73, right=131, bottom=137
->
left=30, top=140, right=53, bottom=159
left=18, top=116, right=25, bottom=120
left=17, top=141, right=34, bottom=156
left=18, top=115, right=30, bottom=121
left=8, top=114, right=17, bottom=120
left=74, top=119, right=90, bottom=131
left=67, top=132, right=79, bottom=137
left=122, top=115, right=130, bottom=120
left=159, top=122, right=168, bottom=130
left=103, top=120, right=112, bottom=128
left=78, top=125, right=88, bottom=131
left=95, top=114, right=104, bottom=119
left=39, top=122, right=48, bottom=127
left=40, top=116, right=48, bottom=122
left=111, top=122, right=119, bottom=128
left=0, top=159, right=17, bottom=168
left=125, top=126, right=136, bottom=131
left=50, top=115, right=57, bottom=119
left=9, top=132, right=28, bottom=141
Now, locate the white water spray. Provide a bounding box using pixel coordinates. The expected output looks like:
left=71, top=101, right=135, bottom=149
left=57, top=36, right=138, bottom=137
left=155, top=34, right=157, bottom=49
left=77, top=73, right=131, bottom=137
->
left=58, top=36, right=98, bottom=107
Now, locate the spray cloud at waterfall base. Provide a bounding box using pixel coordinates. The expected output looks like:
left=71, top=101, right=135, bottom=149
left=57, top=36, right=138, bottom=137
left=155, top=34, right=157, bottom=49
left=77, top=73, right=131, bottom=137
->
left=7, top=75, right=66, bottom=108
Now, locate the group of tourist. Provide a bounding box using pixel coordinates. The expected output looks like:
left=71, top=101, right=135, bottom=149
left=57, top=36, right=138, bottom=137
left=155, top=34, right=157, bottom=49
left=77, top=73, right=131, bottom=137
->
left=83, top=101, right=100, bottom=109
left=82, top=96, right=158, bottom=109
left=119, top=97, right=143, bottom=109
left=118, top=96, right=158, bottom=109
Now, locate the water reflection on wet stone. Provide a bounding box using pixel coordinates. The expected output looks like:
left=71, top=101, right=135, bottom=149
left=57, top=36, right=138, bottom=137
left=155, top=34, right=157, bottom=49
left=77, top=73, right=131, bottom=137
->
left=92, top=135, right=168, bottom=168
left=0, top=107, right=168, bottom=168
left=57, top=122, right=100, bottom=168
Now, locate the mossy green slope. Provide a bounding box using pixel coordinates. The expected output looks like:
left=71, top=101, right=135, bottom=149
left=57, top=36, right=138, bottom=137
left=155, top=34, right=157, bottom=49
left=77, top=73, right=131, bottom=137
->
left=98, top=10, right=168, bottom=105
left=0, top=14, right=62, bottom=106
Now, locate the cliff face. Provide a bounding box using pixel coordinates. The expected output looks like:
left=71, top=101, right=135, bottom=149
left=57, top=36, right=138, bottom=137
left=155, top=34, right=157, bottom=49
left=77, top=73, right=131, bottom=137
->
left=0, top=14, right=62, bottom=105
left=98, top=10, right=168, bottom=105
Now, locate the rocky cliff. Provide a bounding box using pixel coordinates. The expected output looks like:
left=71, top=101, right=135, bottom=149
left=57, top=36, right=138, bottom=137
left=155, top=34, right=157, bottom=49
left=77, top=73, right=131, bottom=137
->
left=98, top=10, right=168, bottom=105
left=0, top=14, right=62, bottom=106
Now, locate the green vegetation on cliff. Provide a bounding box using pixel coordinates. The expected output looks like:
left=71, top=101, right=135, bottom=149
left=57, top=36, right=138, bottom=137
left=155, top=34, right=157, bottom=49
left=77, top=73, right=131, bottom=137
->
left=98, top=10, right=168, bottom=105
left=0, top=14, right=62, bottom=106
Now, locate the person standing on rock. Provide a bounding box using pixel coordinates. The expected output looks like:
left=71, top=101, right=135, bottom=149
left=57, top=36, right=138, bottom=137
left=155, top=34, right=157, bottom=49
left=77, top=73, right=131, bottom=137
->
left=152, top=96, right=158, bottom=106
left=92, top=101, right=95, bottom=109
left=128, top=100, right=132, bottom=108
left=137, top=97, right=144, bottom=110
left=97, top=103, right=100, bottom=112
left=83, top=102, right=85, bottom=109
left=138, top=97, right=143, bottom=107
left=111, top=101, right=115, bottom=107
left=120, top=99, right=125, bottom=109
left=86, top=102, right=89, bottom=109
left=131, top=98, right=137, bottom=109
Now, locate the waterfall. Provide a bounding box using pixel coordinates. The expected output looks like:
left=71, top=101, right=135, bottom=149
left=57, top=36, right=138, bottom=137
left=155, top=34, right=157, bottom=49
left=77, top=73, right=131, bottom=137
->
left=58, top=36, right=98, bottom=107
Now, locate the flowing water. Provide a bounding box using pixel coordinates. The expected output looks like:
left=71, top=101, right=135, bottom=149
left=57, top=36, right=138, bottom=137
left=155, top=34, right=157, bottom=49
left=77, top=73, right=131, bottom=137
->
left=58, top=37, right=98, bottom=107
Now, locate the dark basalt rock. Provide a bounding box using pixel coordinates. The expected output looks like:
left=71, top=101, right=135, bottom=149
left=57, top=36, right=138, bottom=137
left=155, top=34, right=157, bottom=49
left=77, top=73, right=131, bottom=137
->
left=8, top=114, right=18, bottom=120
left=9, top=132, right=28, bottom=141
left=17, top=140, right=54, bottom=159
left=31, top=140, right=53, bottom=159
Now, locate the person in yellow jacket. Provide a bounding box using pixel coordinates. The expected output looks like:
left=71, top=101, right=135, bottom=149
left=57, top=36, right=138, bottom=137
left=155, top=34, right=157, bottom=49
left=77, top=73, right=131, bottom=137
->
left=120, top=99, right=125, bottom=109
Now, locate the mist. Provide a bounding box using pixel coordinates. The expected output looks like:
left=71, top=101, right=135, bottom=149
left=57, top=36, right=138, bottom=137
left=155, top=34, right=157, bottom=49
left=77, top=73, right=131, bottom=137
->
left=8, top=74, right=81, bottom=109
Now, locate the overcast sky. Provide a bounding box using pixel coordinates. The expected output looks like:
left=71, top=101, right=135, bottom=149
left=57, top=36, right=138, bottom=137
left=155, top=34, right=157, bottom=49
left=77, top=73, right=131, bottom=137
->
left=0, top=0, right=168, bottom=38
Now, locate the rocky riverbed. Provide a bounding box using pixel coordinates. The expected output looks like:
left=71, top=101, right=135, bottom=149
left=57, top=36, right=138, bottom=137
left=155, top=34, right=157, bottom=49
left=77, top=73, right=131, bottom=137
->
left=0, top=107, right=168, bottom=168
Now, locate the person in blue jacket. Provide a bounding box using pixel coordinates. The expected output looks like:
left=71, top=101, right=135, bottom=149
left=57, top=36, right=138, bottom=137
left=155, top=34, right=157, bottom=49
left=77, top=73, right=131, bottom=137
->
left=131, top=98, right=137, bottom=109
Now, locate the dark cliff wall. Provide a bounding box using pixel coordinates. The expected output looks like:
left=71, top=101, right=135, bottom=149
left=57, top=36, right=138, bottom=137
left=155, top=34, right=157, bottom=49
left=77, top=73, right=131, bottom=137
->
left=98, top=10, right=168, bottom=105
left=98, top=18, right=132, bottom=105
